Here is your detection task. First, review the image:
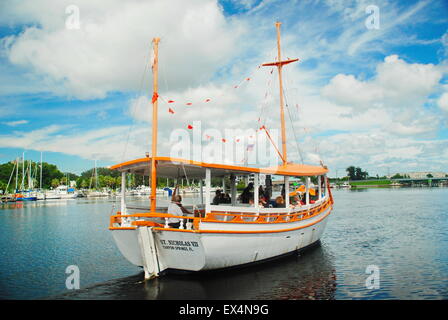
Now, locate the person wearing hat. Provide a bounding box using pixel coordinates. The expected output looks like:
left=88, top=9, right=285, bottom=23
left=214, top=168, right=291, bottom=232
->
left=167, top=195, right=191, bottom=228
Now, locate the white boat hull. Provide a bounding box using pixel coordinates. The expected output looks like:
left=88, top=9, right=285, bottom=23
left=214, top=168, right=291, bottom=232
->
left=111, top=205, right=331, bottom=273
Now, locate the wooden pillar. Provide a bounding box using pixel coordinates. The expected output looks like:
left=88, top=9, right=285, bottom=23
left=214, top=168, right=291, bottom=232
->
left=254, top=174, right=259, bottom=212
left=205, top=169, right=211, bottom=213
left=199, top=179, right=204, bottom=205
left=230, top=174, right=236, bottom=206
left=305, top=177, right=310, bottom=205
left=121, top=171, right=126, bottom=214
left=318, top=175, right=322, bottom=200
left=323, top=174, right=327, bottom=198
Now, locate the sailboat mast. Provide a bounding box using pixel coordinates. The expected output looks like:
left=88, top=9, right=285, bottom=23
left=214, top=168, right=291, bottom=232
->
left=28, top=160, right=31, bottom=189
left=21, top=152, right=25, bottom=190
left=150, top=38, right=160, bottom=212
left=40, top=152, right=42, bottom=190
left=275, top=22, right=287, bottom=165
left=15, top=157, right=18, bottom=192
left=262, top=22, right=298, bottom=166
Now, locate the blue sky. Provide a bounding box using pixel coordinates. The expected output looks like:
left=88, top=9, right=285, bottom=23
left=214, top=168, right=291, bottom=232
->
left=0, top=0, right=447, bottom=176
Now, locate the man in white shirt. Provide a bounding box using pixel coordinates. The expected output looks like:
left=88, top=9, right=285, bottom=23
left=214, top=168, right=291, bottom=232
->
left=167, top=195, right=190, bottom=228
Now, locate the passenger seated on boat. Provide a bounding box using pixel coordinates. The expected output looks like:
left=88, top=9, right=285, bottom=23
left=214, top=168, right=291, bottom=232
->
left=290, top=195, right=301, bottom=207
left=248, top=198, right=255, bottom=207
left=167, top=195, right=191, bottom=228
left=221, top=193, right=231, bottom=204
left=259, top=196, right=268, bottom=208
left=213, top=190, right=222, bottom=205
left=239, top=182, right=254, bottom=204
left=274, top=196, right=285, bottom=208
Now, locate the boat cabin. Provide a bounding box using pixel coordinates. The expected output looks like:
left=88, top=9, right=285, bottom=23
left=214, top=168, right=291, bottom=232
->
left=110, top=156, right=330, bottom=230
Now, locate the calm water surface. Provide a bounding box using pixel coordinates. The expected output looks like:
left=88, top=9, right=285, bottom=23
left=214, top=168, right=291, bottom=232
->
left=0, top=188, right=447, bottom=300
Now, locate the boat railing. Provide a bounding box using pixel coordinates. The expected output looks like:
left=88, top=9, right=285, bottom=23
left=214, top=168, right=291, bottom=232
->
left=109, top=197, right=332, bottom=231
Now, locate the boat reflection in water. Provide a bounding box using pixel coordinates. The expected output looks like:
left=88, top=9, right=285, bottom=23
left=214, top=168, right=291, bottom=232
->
left=56, top=241, right=336, bottom=300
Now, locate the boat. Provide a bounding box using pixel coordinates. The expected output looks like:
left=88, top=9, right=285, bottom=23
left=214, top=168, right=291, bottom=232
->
left=53, top=185, right=78, bottom=199
left=109, top=22, right=334, bottom=279
left=85, top=160, right=109, bottom=197
left=15, top=191, right=37, bottom=201
left=86, top=190, right=109, bottom=197
left=44, top=190, right=61, bottom=200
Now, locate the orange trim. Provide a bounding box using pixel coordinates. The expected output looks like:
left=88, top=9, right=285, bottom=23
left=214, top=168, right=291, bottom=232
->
left=109, top=198, right=332, bottom=234
left=261, top=58, right=299, bottom=67
left=205, top=198, right=330, bottom=224
left=131, top=221, right=164, bottom=228
left=151, top=207, right=332, bottom=234
left=109, top=156, right=328, bottom=177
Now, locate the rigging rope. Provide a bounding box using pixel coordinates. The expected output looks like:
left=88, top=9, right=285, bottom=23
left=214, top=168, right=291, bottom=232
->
left=281, top=65, right=305, bottom=164
left=121, top=46, right=152, bottom=163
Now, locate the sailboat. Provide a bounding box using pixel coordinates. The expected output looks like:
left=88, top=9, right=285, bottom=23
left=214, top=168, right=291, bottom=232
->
left=109, top=22, right=334, bottom=279
left=87, top=160, right=109, bottom=197
left=15, top=154, right=37, bottom=201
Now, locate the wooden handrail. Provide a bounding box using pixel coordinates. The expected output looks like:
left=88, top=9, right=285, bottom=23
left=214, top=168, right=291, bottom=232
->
left=110, top=197, right=332, bottom=229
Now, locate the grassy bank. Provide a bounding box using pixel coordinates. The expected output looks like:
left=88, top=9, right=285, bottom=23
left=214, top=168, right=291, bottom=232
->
left=350, top=180, right=392, bottom=186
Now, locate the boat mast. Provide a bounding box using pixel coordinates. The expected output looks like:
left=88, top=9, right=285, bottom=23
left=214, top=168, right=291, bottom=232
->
left=262, top=22, right=298, bottom=166
left=150, top=38, right=160, bottom=212
left=21, top=152, right=25, bottom=190
left=40, top=152, right=43, bottom=190
left=15, top=157, right=18, bottom=192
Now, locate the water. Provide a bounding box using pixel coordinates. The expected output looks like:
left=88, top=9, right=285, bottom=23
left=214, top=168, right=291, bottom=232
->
left=0, top=188, right=447, bottom=300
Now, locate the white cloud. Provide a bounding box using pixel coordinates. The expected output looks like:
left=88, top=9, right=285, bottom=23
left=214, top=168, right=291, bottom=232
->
left=0, top=124, right=150, bottom=162
left=438, top=92, right=448, bottom=112
left=1, top=0, right=244, bottom=99
left=322, top=55, right=443, bottom=111
left=3, top=119, right=28, bottom=126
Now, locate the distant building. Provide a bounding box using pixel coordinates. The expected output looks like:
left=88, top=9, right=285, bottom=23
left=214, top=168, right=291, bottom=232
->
left=389, top=172, right=447, bottom=179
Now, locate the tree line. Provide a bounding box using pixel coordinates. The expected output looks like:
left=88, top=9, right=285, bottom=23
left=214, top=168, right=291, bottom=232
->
left=0, top=159, right=209, bottom=193
left=0, top=160, right=151, bottom=192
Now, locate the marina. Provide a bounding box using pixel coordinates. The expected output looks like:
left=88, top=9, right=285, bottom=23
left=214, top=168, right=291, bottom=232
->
left=0, top=0, right=447, bottom=304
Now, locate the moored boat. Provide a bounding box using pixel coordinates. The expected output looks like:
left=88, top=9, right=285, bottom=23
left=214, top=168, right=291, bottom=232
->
left=109, top=22, right=334, bottom=279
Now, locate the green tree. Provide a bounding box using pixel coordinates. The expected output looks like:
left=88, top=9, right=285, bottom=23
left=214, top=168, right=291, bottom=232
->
left=51, top=178, right=60, bottom=188
left=346, top=166, right=356, bottom=180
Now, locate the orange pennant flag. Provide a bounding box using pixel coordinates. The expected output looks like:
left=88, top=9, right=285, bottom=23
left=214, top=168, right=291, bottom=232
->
left=187, top=124, right=193, bottom=129
left=151, top=92, right=159, bottom=104
left=205, top=99, right=211, bottom=102
left=168, top=100, right=175, bottom=103
left=186, top=102, right=192, bottom=106
left=168, top=108, right=175, bottom=114
left=246, top=77, right=250, bottom=81
left=222, top=138, right=227, bottom=143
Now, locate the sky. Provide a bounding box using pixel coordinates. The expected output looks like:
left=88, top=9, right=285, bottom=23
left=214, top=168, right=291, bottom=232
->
left=0, top=0, right=447, bottom=177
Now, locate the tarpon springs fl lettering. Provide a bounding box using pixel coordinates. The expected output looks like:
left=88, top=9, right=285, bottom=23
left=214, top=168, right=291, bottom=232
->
left=160, top=239, right=199, bottom=251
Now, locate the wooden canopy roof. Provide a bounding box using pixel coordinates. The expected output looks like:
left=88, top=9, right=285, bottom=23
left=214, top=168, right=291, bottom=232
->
left=110, top=157, right=328, bottom=178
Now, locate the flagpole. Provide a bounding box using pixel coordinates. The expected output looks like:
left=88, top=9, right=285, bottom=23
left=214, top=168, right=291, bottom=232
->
left=261, top=22, right=298, bottom=166
left=150, top=38, right=160, bottom=212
